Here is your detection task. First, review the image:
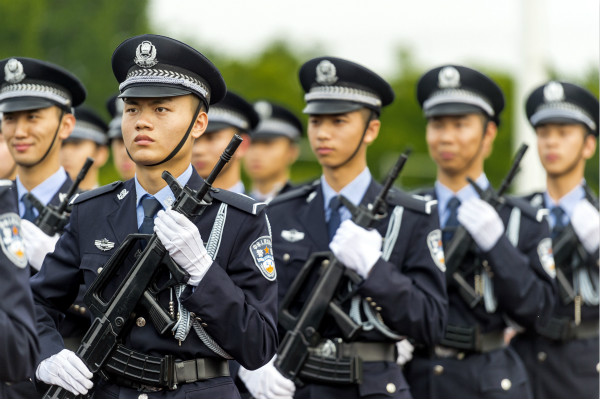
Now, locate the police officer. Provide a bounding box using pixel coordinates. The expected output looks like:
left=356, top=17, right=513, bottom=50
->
left=60, top=105, right=109, bottom=190
left=106, top=94, right=136, bottom=180
left=0, top=57, right=85, bottom=399
left=244, top=100, right=302, bottom=201
left=0, top=180, right=39, bottom=385
left=404, top=65, right=557, bottom=399
left=510, top=81, right=599, bottom=399
left=192, top=91, right=258, bottom=193
left=239, top=56, right=448, bottom=399
left=30, top=34, right=278, bottom=398
left=0, top=58, right=86, bottom=273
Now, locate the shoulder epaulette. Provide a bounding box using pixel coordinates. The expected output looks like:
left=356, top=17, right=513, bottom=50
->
left=211, top=189, right=265, bottom=215
left=71, top=181, right=122, bottom=205
left=268, top=180, right=319, bottom=207
left=505, top=195, right=547, bottom=223
left=386, top=189, right=437, bottom=215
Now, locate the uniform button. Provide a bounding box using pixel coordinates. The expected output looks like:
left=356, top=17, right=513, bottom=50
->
left=501, top=378, right=512, bottom=391
left=433, top=365, right=444, bottom=375
left=136, top=317, right=146, bottom=327
left=596, top=363, right=600, bottom=373
left=322, top=259, right=330, bottom=267
left=73, top=305, right=80, bottom=311
left=283, top=253, right=290, bottom=262
left=375, top=306, right=382, bottom=312
left=365, top=297, right=372, bottom=302
left=138, top=394, right=148, bottom=399
left=537, top=351, right=547, bottom=362
left=97, top=267, right=103, bottom=273
left=201, top=322, right=208, bottom=327
left=386, top=383, right=396, bottom=393
left=457, top=352, right=465, bottom=360
left=370, top=302, right=377, bottom=307
left=79, top=307, right=86, bottom=315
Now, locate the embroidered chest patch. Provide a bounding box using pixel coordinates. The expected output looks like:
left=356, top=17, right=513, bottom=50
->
left=427, top=229, right=446, bottom=272
left=537, top=237, right=556, bottom=278
left=250, top=236, right=276, bottom=281
left=0, top=213, right=27, bottom=269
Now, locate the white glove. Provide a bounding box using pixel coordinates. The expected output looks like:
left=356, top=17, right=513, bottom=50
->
left=35, top=349, right=93, bottom=396
left=396, top=339, right=414, bottom=366
left=571, top=199, right=600, bottom=253
left=457, top=198, right=504, bottom=252
left=329, top=219, right=382, bottom=278
left=20, top=219, right=59, bottom=271
left=238, top=356, right=295, bottom=399
left=154, top=209, right=212, bottom=286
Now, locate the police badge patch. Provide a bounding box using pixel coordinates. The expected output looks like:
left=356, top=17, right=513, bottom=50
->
left=0, top=213, right=27, bottom=269
left=537, top=237, right=556, bottom=278
left=427, top=229, right=446, bottom=272
left=249, top=236, right=276, bottom=281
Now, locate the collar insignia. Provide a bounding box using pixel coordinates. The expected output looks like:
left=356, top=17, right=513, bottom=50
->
left=117, top=189, right=129, bottom=200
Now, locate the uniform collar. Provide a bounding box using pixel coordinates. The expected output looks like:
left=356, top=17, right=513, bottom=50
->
left=134, top=164, right=193, bottom=209
left=321, top=167, right=371, bottom=216
left=435, top=173, right=489, bottom=221
left=543, top=179, right=586, bottom=221
left=16, top=166, right=68, bottom=207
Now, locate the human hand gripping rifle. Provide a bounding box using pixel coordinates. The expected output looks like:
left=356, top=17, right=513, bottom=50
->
left=444, top=144, right=528, bottom=308
left=42, top=135, right=243, bottom=399
left=26, top=157, right=94, bottom=236
left=275, top=149, right=411, bottom=383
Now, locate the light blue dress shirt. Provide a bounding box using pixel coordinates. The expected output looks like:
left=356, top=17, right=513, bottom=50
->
left=435, top=174, right=490, bottom=228
left=16, top=167, right=69, bottom=219
left=321, top=167, right=372, bottom=223
left=543, top=181, right=586, bottom=229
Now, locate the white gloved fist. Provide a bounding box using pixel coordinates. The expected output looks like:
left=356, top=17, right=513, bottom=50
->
left=571, top=199, right=600, bottom=253
left=35, top=349, right=93, bottom=396
left=329, top=219, right=382, bottom=278
left=154, top=209, right=212, bottom=286
left=20, top=219, right=59, bottom=271
left=238, top=356, right=295, bottom=399
left=457, top=198, right=504, bottom=252
left=396, top=339, right=414, bottom=366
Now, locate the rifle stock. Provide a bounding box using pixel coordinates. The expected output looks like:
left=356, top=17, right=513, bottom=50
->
left=42, top=135, right=243, bottom=399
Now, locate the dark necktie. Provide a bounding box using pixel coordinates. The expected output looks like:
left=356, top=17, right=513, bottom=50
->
left=442, top=196, right=461, bottom=249
left=21, top=194, right=37, bottom=223
left=327, top=196, right=343, bottom=242
left=551, top=206, right=567, bottom=240
left=139, top=196, right=163, bottom=235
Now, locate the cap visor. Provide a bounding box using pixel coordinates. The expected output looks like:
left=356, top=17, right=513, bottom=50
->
left=119, top=85, right=191, bottom=98
left=0, top=98, right=56, bottom=113
left=302, top=100, right=364, bottom=115
left=424, top=103, right=484, bottom=118
left=205, top=121, right=234, bottom=134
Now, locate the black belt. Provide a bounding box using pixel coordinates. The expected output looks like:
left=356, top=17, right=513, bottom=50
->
left=438, top=324, right=504, bottom=353
left=299, top=340, right=395, bottom=385
left=536, top=318, right=599, bottom=341
left=105, top=344, right=229, bottom=390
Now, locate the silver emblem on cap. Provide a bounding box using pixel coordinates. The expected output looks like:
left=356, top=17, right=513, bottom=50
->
left=438, top=66, right=460, bottom=89
left=543, top=81, right=565, bottom=102
left=4, top=58, right=26, bottom=84
left=134, top=41, right=158, bottom=68
left=254, top=101, right=272, bottom=119
left=315, top=60, right=338, bottom=85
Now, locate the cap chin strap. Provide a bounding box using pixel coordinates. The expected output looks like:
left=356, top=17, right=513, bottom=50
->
left=28, top=109, right=64, bottom=168
left=331, top=110, right=374, bottom=169
left=127, top=101, right=203, bottom=167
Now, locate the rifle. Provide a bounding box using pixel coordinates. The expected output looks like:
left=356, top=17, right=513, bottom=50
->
left=275, top=149, right=411, bottom=383
left=27, top=157, right=94, bottom=236
left=444, top=144, right=528, bottom=308
left=42, top=135, right=243, bottom=399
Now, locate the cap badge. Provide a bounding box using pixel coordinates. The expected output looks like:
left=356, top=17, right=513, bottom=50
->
left=4, top=58, right=26, bottom=84
left=134, top=40, right=158, bottom=68
left=316, top=60, right=338, bottom=85
left=254, top=101, right=272, bottom=119
left=438, top=66, right=460, bottom=89
left=543, top=81, right=565, bottom=102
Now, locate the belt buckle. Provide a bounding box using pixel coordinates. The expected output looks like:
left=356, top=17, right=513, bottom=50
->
left=138, top=384, right=164, bottom=393
left=434, top=345, right=459, bottom=358
left=312, top=339, right=338, bottom=358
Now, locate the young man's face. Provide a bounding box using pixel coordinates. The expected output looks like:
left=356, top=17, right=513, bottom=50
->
left=192, top=127, right=238, bottom=178
left=307, top=110, right=377, bottom=169
left=0, top=132, right=16, bottom=178
left=2, top=106, right=69, bottom=166
left=535, top=123, right=596, bottom=177
left=244, top=136, right=298, bottom=182
left=122, top=95, right=205, bottom=167
left=60, top=139, right=106, bottom=181
left=110, top=138, right=135, bottom=180
left=426, top=113, right=493, bottom=176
